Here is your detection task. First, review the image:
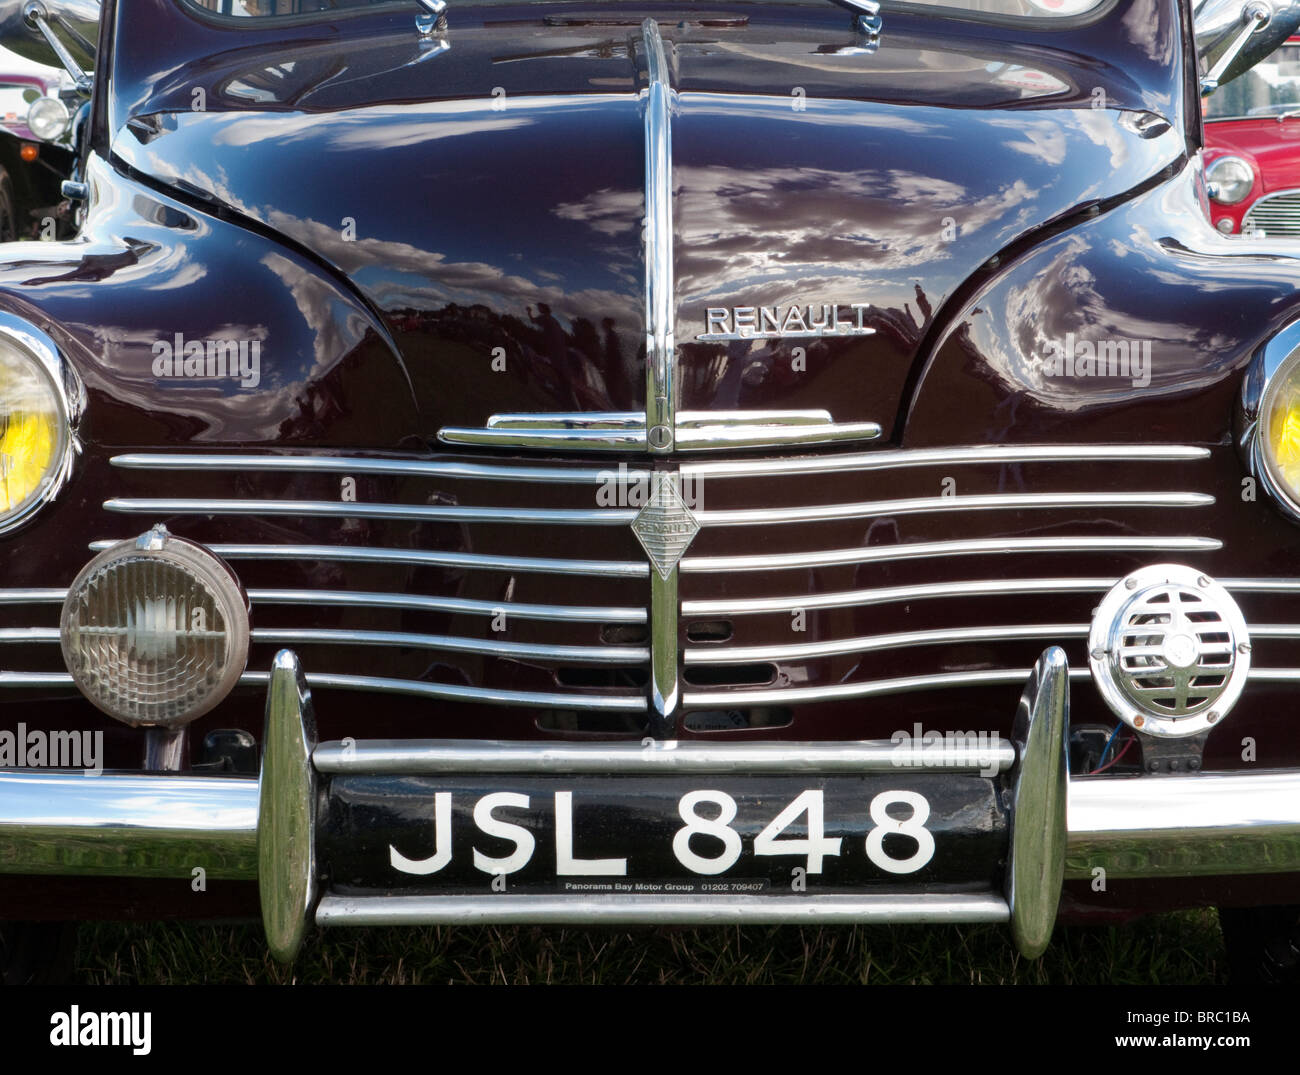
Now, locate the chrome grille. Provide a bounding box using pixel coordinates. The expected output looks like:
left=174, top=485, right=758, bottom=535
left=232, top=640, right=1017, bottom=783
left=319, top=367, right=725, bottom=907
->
left=4, top=442, right=1297, bottom=734
left=1243, top=189, right=1300, bottom=237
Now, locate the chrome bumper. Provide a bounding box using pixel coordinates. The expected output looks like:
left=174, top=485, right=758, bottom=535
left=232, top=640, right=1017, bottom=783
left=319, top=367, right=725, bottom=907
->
left=0, top=648, right=1296, bottom=960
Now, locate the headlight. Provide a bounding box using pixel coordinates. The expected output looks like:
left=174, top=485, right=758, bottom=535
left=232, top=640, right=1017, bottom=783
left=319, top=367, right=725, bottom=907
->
left=1206, top=155, right=1255, bottom=205
left=25, top=95, right=68, bottom=142
left=60, top=526, right=250, bottom=728
left=1260, top=345, right=1300, bottom=510
left=0, top=313, right=78, bottom=533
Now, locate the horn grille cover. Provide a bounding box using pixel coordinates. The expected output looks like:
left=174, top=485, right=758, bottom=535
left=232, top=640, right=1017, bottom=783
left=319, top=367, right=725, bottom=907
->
left=1088, top=564, right=1250, bottom=738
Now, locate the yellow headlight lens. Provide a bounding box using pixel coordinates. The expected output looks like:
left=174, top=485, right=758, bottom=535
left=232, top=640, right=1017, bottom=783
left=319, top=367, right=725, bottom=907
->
left=0, top=342, right=65, bottom=520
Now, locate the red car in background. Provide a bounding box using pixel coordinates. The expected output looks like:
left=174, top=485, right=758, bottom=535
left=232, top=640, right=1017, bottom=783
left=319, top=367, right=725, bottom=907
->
left=1205, top=36, right=1300, bottom=236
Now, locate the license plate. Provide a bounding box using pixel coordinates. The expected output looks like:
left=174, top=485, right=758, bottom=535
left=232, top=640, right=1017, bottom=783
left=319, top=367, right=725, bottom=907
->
left=320, top=774, right=1007, bottom=894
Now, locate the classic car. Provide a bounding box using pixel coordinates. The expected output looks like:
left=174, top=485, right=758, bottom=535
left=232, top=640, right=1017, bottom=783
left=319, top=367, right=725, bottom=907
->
left=1205, top=34, right=1300, bottom=235
left=0, top=0, right=1299, bottom=985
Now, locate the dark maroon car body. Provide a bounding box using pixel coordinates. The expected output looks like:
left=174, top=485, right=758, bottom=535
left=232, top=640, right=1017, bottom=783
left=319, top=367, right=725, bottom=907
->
left=1, top=0, right=1299, bottom=971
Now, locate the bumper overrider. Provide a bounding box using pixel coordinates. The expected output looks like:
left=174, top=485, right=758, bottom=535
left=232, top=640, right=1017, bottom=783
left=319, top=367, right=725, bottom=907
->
left=0, top=650, right=1298, bottom=962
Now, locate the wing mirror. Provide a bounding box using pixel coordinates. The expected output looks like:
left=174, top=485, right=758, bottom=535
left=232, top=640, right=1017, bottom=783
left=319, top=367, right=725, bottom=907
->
left=1196, top=0, right=1300, bottom=95
left=0, top=0, right=99, bottom=90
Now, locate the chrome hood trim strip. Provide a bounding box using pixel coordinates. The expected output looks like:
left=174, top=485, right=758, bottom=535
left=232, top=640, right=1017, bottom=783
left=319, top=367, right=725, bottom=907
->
left=642, top=17, right=675, bottom=455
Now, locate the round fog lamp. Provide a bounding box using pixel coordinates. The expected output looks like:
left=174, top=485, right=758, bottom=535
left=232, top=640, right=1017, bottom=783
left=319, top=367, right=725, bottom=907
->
left=26, top=96, right=69, bottom=142
left=1088, top=564, right=1249, bottom=739
left=60, top=527, right=250, bottom=728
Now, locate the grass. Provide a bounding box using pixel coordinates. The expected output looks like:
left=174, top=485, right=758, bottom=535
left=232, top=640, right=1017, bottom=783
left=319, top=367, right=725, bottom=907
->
left=74, top=909, right=1223, bottom=985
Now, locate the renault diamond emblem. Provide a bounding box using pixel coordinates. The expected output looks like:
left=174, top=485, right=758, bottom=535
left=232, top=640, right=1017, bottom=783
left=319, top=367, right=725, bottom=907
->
left=631, top=472, right=700, bottom=581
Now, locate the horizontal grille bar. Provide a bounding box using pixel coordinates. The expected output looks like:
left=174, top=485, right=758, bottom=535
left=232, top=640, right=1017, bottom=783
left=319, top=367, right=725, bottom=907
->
left=682, top=577, right=1117, bottom=616
left=88, top=541, right=649, bottom=579
left=5, top=579, right=1292, bottom=618
left=680, top=443, right=1209, bottom=479
left=681, top=535, right=1222, bottom=574
left=695, top=491, right=1211, bottom=527
left=686, top=624, right=1089, bottom=665
left=251, top=628, right=647, bottom=664
left=112, top=453, right=635, bottom=484
left=0, top=671, right=646, bottom=711
left=0, top=588, right=646, bottom=623
left=6, top=661, right=1299, bottom=713
left=105, top=490, right=1209, bottom=531
left=111, top=444, right=1208, bottom=486
left=684, top=668, right=1094, bottom=707
left=684, top=666, right=1300, bottom=707
left=104, top=498, right=637, bottom=526
left=244, top=671, right=646, bottom=710
left=0, top=629, right=59, bottom=643
left=250, top=589, right=645, bottom=624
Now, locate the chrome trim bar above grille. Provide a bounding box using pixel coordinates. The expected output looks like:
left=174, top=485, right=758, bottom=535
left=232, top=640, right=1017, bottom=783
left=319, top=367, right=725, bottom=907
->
left=681, top=535, right=1222, bottom=574
left=437, top=421, right=650, bottom=452
left=438, top=410, right=884, bottom=452
left=674, top=415, right=882, bottom=450
left=313, top=736, right=1015, bottom=774
left=88, top=541, right=649, bottom=579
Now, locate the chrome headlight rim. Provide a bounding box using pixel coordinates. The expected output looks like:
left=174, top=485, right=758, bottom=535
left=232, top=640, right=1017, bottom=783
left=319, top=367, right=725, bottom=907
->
left=1206, top=154, right=1255, bottom=205
left=1242, top=318, right=1300, bottom=523
left=1088, top=564, right=1250, bottom=740
left=0, top=311, right=81, bottom=537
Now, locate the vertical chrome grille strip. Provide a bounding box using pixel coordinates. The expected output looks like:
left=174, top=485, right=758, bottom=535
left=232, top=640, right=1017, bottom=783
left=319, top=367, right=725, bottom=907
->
left=642, top=18, right=675, bottom=455
left=642, top=19, right=680, bottom=738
